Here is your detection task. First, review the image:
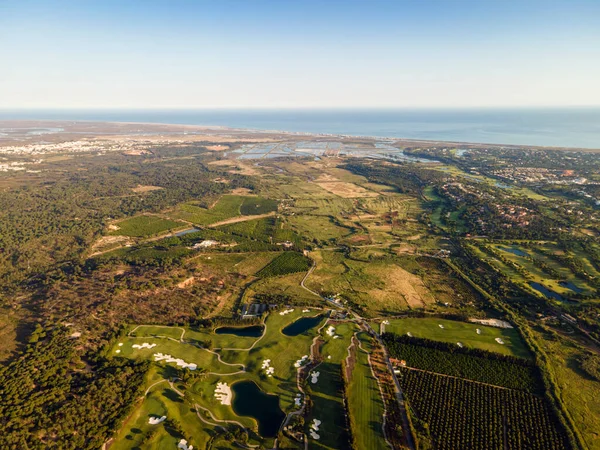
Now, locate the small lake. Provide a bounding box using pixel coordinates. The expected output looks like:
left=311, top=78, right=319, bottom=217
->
left=281, top=315, right=323, bottom=336
left=214, top=325, right=264, bottom=337
left=529, top=282, right=566, bottom=301
left=559, top=281, right=583, bottom=294
left=174, top=227, right=201, bottom=237
left=231, top=381, right=285, bottom=437
left=499, top=246, right=529, bottom=257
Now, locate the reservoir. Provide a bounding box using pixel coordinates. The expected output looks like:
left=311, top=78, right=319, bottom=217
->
left=529, top=282, right=565, bottom=301
left=231, top=381, right=285, bottom=437
left=500, top=246, right=529, bottom=257
left=282, top=315, right=323, bottom=337
left=214, top=325, right=264, bottom=337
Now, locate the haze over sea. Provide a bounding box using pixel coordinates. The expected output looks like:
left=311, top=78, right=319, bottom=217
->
left=2, top=108, right=600, bottom=149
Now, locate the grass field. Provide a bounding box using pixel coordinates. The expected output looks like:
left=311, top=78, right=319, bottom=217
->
left=381, top=317, right=531, bottom=359
left=347, top=332, right=389, bottom=450
left=171, top=195, right=276, bottom=226
left=109, top=215, right=186, bottom=237
left=256, top=252, right=311, bottom=278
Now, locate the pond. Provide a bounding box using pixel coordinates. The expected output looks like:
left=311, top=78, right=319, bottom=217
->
left=529, top=282, right=566, bottom=301
left=281, top=315, right=323, bottom=337
left=559, top=281, right=584, bottom=294
left=499, top=246, right=529, bottom=257
left=231, top=381, right=285, bottom=437
left=214, top=325, right=264, bottom=337
left=174, top=227, right=200, bottom=237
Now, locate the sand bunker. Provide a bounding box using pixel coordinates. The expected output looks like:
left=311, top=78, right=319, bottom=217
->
left=470, top=318, right=513, bottom=329
left=294, top=355, right=309, bottom=368
left=294, top=393, right=302, bottom=407
left=279, top=308, right=295, bottom=316
left=407, top=332, right=413, bottom=337
left=310, top=418, right=322, bottom=439
left=178, top=439, right=193, bottom=450
left=148, top=415, right=166, bottom=425
left=439, top=324, right=444, bottom=329
left=133, top=343, right=157, bottom=350
left=495, top=337, right=505, bottom=345
left=214, top=382, right=232, bottom=405
left=153, top=353, right=197, bottom=370
left=302, top=309, right=311, bottom=313
left=310, top=371, right=320, bottom=384
left=262, top=359, right=275, bottom=377
left=457, top=342, right=463, bottom=348
left=326, top=326, right=336, bottom=337
left=476, top=329, right=482, bottom=335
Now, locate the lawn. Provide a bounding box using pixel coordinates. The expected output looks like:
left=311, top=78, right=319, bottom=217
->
left=109, top=215, right=186, bottom=237
left=381, top=317, right=531, bottom=359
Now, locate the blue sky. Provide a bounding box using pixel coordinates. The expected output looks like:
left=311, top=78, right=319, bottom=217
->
left=1, top=0, right=599, bottom=108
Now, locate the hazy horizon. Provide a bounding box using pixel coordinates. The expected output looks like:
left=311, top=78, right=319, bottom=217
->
left=2, top=0, right=600, bottom=109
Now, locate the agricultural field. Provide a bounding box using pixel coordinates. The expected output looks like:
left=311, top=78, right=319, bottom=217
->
left=170, top=195, right=277, bottom=226
left=381, top=317, right=530, bottom=358
left=109, top=215, right=186, bottom=237
left=383, top=333, right=540, bottom=392
left=256, top=252, right=311, bottom=278
left=398, top=369, right=570, bottom=450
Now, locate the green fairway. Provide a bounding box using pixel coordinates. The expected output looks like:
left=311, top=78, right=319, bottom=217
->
left=347, top=332, right=389, bottom=450
left=382, top=317, right=531, bottom=359
left=109, top=215, right=186, bottom=237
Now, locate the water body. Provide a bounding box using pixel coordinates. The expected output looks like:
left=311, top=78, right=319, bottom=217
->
left=281, top=315, right=323, bottom=336
left=529, top=282, right=566, bottom=301
left=231, top=381, right=285, bottom=437
left=500, top=246, right=530, bottom=257
left=2, top=108, right=600, bottom=148
left=559, top=281, right=584, bottom=294
left=173, top=227, right=200, bottom=237
left=214, top=325, right=264, bottom=337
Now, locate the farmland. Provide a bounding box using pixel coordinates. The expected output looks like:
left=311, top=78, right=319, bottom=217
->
left=109, top=215, right=186, bottom=237
left=256, top=252, right=311, bottom=278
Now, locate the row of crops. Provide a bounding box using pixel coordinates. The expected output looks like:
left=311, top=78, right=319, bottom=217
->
left=398, top=369, right=569, bottom=450
left=382, top=333, right=540, bottom=393
left=256, top=252, right=311, bottom=277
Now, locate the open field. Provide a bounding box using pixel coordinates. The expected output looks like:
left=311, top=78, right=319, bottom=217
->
left=109, top=215, right=186, bottom=237
left=381, top=317, right=531, bottom=358
left=170, top=195, right=277, bottom=226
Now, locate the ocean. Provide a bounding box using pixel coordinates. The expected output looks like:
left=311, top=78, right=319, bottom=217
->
left=1, top=108, right=599, bottom=149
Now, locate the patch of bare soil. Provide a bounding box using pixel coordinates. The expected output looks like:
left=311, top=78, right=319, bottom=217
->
left=376, top=265, right=434, bottom=308
left=206, top=145, right=230, bottom=151
left=131, top=184, right=164, bottom=193
left=316, top=181, right=378, bottom=198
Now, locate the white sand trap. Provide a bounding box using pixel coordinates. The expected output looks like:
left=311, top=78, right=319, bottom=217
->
left=294, top=355, right=309, bottom=368
left=457, top=342, right=463, bottom=348
left=178, top=439, right=193, bottom=450
left=153, top=353, right=197, bottom=370
left=148, top=415, right=166, bottom=425
left=311, top=418, right=322, bottom=431
left=407, top=332, right=413, bottom=337
left=279, top=309, right=295, bottom=316
left=327, top=355, right=331, bottom=359
left=439, top=324, right=444, bottom=329
left=326, top=326, right=336, bottom=336
left=132, top=343, right=157, bottom=350
left=214, top=382, right=232, bottom=406
left=333, top=335, right=340, bottom=339
left=495, top=337, right=505, bottom=345
left=476, top=329, right=482, bottom=335
left=302, top=309, right=311, bottom=313
left=310, top=431, right=320, bottom=440
left=115, top=350, right=121, bottom=353
left=118, top=343, right=123, bottom=346
left=310, top=371, right=320, bottom=384
left=294, top=394, right=302, bottom=406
